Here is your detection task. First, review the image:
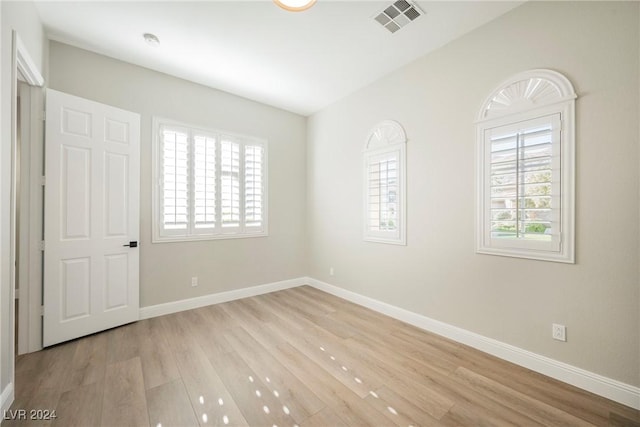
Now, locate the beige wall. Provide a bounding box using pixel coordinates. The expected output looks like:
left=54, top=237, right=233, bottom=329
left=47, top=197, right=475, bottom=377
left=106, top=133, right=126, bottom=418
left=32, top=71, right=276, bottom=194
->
left=48, top=42, right=308, bottom=308
left=307, top=1, right=640, bottom=387
left=0, top=0, right=45, bottom=395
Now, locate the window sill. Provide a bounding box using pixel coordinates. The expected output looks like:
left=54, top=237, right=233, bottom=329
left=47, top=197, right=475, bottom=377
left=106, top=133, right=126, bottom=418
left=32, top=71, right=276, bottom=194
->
left=152, top=231, right=268, bottom=244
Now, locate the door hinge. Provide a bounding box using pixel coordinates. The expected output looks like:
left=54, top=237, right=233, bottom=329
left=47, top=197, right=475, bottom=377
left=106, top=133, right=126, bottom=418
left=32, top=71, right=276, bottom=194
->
left=40, top=176, right=46, bottom=186
left=39, top=240, right=45, bottom=251
left=42, top=110, right=46, bottom=121
left=40, top=305, right=44, bottom=316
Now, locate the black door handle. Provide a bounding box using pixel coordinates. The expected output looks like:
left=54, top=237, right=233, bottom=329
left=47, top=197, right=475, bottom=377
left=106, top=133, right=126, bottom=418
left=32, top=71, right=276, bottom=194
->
left=123, top=241, right=138, bottom=248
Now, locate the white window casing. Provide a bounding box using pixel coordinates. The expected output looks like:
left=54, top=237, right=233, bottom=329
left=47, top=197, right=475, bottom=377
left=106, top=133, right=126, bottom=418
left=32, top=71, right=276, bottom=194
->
left=152, top=117, right=268, bottom=242
left=364, top=120, right=407, bottom=245
left=476, top=69, right=576, bottom=263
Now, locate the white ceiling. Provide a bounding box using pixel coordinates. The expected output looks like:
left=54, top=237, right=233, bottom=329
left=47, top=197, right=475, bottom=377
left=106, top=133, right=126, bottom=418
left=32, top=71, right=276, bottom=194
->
left=34, top=1, right=523, bottom=116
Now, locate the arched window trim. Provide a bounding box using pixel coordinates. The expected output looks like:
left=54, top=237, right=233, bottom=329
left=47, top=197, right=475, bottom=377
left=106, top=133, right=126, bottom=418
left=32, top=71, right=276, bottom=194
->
left=477, top=69, right=577, bottom=122
left=364, top=120, right=407, bottom=245
left=476, top=69, right=576, bottom=263
left=365, top=119, right=407, bottom=150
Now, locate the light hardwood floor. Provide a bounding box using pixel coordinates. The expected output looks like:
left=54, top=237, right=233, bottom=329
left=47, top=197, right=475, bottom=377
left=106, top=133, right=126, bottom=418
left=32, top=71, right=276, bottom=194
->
left=4, top=286, right=639, bottom=426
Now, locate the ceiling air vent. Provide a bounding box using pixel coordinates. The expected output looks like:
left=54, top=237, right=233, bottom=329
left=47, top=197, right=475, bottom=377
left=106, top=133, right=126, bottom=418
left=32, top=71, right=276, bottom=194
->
left=374, top=0, right=424, bottom=34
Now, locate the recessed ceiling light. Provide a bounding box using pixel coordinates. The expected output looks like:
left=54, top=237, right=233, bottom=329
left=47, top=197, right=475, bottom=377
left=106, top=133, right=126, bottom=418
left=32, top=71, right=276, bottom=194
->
left=143, top=33, right=160, bottom=47
left=273, top=0, right=316, bottom=12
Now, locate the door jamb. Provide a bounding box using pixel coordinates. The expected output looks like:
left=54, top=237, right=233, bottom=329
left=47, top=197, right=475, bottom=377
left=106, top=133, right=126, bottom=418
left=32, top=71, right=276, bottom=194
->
left=11, top=30, right=44, bottom=364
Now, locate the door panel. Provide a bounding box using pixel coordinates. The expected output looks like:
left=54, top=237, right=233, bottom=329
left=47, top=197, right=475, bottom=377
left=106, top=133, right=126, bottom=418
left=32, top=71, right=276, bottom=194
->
left=44, top=89, right=140, bottom=347
left=61, top=257, right=90, bottom=320
left=61, top=146, right=91, bottom=239
left=105, top=254, right=128, bottom=310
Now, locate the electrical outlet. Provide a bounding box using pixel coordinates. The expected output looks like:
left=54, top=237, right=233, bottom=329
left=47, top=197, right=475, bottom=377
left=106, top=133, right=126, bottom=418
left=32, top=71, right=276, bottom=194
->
left=329, top=267, right=334, bottom=276
left=552, top=323, right=566, bottom=342
left=191, top=276, right=198, bottom=287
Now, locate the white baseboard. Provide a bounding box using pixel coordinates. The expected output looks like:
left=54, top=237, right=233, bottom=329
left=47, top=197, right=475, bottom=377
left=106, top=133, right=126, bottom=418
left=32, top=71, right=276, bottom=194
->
left=1, top=382, right=14, bottom=414
left=305, top=277, right=640, bottom=410
left=139, top=277, right=305, bottom=320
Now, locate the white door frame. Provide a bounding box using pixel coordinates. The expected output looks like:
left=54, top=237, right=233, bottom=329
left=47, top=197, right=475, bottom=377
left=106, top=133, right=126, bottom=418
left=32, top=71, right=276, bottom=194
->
left=11, top=31, right=44, bottom=363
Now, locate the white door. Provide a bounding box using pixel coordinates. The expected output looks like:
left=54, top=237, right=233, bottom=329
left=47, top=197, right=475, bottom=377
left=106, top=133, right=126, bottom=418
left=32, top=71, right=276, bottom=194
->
left=43, top=89, right=140, bottom=347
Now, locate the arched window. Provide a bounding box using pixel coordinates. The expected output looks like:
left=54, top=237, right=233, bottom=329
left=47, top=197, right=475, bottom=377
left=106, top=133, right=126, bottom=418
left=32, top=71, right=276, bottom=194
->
left=476, top=69, right=576, bottom=262
left=364, top=120, right=407, bottom=245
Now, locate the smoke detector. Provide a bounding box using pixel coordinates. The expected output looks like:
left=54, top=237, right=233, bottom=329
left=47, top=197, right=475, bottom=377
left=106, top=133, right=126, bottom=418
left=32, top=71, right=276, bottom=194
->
left=143, top=33, right=160, bottom=47
left=374, top=0, right=424, bottom=34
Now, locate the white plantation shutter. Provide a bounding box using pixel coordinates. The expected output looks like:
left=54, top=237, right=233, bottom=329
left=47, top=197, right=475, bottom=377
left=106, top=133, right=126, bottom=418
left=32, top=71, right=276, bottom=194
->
left=484, top=113, right=561, bottom=252
left=367, top=153, right=398, bottom=232
left=221, top=139, right=240, bottom=229
left=160, top=127, right=189, bottom=234
left=363, top=144, right=406, bottom=245
left=153, top=118, right=267, bottom=241
left=244, top=145, right=264, bottom=229
left=193, top=134, right=216, bottom=231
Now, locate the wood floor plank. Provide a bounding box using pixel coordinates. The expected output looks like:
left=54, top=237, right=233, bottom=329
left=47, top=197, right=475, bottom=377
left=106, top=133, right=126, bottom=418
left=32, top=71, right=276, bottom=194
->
left=609, top=411, right=640, bottom=427
left=222, top=325, right=326, bottom=420
left=286, top=286, right=338, bottom=315
left=157, top=312, right=201, bottom=355
left=268, top=288, right=334, bottom=318
left=52, top=381, right=104, bottom=427
left=177, top=308, right=234, bottom=358
left=439, top=402, right=542, bottom=427
left=136, top=319, right=181, bottom=390
left=105, top=321, right=142, bottom=364
left=393, top=318, right=624, bottom=425
left=272, top=341, right=392, bottom=426
left=364, top=386, right=444, bottom=427
left=7, top=341, right=78, bottom=427
left=207, top=350, right=298, bottom=426
left=146, top=379, right=199, bottom=427
left=267, top=322, right=374, bottom=398
left=218, top=301, right=290, bottom=350
left=60, top=332, right=107, bottom=392
left=173, top=344, right=249, bottom=427
left=339, top=336, right=456, bottom=420
left=100, top=357, right=149, bottom=427
left=451, top=366, right=598, bottom=426
left=11, top=287, right=639, bottom=427
left=248, top=293, right=391, bottom=399
left=330, top=309, right=458, bottom=377
left=346, top=333, right=545, bottom=426
left=299, top=407, right=349, bottom=427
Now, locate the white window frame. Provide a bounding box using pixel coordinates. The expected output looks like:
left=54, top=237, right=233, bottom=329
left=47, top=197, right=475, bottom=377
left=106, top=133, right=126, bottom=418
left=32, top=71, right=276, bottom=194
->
left=364, top=120, right=407, bottom=245
left=152, top=117, right=268, bottom=243
left=476, top=69, right=576, bottom=263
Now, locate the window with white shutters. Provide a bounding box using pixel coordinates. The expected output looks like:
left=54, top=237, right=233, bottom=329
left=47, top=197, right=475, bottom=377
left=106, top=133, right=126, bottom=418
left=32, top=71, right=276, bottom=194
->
left=476, top=69, right=576, bottom=263
left=152, top=118, right=268, bottom=242
left=485, top=114, right=560, bottom=248
left=364, top=120, right=407, bottom=245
